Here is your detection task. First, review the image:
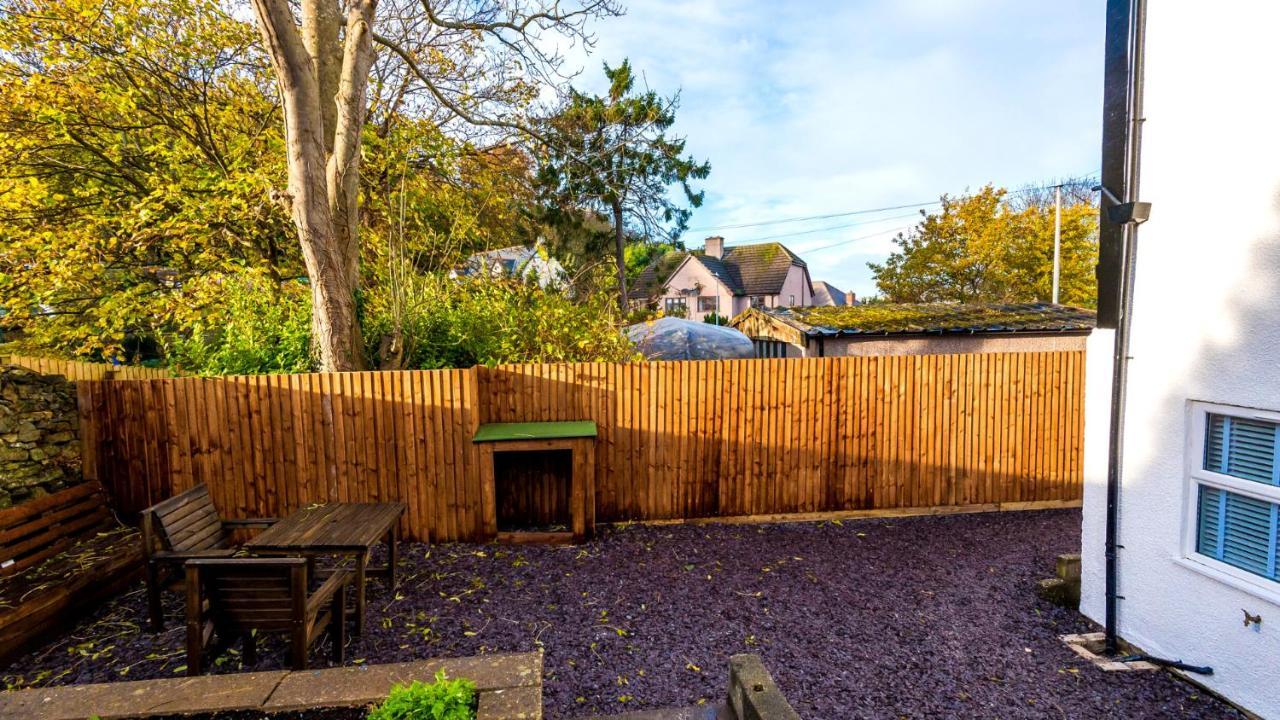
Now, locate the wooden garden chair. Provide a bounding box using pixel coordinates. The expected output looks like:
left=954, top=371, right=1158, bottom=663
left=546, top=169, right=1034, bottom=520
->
left=184, top=557, right=350, bottom=674
left=140, top=484, right=276, bottom=630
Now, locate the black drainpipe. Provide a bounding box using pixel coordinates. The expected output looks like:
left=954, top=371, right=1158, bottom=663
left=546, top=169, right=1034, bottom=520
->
left=1098, top=0, right=1211, bottom=675
left=1100, top=0, right=1144, bottom=659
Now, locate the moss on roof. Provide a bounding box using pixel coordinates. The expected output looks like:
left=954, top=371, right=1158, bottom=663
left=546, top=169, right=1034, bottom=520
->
left=786, top=302, right=1095, bottom=335
left=629, top=250, right=690, bottom=299
left=719, top=243, right=805, bottom=295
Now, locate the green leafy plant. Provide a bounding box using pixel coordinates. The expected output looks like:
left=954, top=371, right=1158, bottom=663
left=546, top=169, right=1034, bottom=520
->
left=361, top=270, right=638, bottom=370
left=166, top=270, right=315, bottom=375
left=367, top=671, right=477, bottom=720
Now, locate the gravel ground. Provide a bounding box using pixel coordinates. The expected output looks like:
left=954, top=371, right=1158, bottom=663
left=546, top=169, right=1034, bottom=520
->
left=2, top=509, right=1241, bottom=719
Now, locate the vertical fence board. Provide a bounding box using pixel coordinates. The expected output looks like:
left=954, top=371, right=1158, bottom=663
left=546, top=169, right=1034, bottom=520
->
left=80, top=352, right=1085, bottom=541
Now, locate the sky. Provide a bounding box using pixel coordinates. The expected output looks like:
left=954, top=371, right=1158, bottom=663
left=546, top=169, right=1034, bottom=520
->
left=563, top=0, right=1105, bottom=297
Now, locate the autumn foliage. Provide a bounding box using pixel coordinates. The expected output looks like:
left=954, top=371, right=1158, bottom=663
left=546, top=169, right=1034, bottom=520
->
left=870, top=184, right=1098, bottom=307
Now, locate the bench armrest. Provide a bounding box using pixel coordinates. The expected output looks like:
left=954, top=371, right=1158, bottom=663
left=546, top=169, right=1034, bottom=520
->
left=307, top=569, right=353, bottom=619
left=222, top=518, right=277, bottom=528
left=151, top=548, right=237, bottom=563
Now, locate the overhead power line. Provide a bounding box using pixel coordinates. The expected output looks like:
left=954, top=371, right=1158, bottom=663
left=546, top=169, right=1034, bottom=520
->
left=724, top=210, right=925, bottom=245
left=688, top=174, right=1101, bottom=235
left=798, top=225, right=915, bottom=254
left=719, top=224, right=913, bottom=258
left=688, top=201, right=939, bottom=233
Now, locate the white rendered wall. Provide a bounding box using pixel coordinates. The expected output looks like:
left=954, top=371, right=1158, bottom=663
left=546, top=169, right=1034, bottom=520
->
left=659, top=258, right=734, bottom=322
left=779, top=265, right=813, bottom=307
left=1078, top=4, right=1280, bottom=717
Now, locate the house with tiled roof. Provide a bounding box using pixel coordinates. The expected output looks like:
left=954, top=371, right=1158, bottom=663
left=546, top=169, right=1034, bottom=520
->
left=811, top=280, right=854, bottom=307
left=629, top=237, right=815, bottom=321
left=452, top=242, right=567, bottom=289
left=731, top=302, right=1095, bottom=358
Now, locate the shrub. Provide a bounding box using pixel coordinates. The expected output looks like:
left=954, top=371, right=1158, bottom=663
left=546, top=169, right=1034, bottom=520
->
left=166, top=270, right=315, bottom=375
left=367, top=671, right=477, bottom=720
left=702, top=312, right=729, bottom=326
left=361, top=267, right=638, bottom=369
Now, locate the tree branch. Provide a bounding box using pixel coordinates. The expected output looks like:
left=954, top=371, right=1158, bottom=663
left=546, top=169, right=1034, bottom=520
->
left=302, top=0, right=342, bottom=152
left=372, top=31, right=549, bottom=144
left=417, top=0, right=615, bottom=35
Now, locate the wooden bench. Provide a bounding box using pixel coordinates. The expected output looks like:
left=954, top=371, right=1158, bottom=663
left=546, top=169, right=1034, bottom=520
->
left=0, top=482, right=142, bottom=667
left=141, top=484, right=276, bottom=631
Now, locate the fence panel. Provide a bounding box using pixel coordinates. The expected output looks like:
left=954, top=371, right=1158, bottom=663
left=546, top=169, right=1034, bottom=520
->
left=2, top=355, right=171, bottom=381
left=81, top=368, right=479, bottom=541
left=81, top=351, right=1085, bottom=541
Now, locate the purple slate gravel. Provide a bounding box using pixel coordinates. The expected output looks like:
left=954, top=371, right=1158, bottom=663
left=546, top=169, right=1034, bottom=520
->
left=2, top=510, right=1241, bottom=719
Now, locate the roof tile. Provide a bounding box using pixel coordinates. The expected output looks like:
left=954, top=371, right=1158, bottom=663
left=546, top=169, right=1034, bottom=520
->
left=630, top=242, right=807, bottom=299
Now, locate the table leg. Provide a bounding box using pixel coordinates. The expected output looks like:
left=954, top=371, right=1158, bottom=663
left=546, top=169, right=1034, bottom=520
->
left=354, top=550, right=368, bottom=636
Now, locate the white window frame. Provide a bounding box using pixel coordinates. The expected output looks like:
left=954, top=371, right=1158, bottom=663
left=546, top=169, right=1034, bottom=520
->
left=1180, top=400, right=1280, bottom=598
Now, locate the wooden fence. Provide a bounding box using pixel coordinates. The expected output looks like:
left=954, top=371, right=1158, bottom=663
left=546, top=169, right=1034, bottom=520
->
left=3, top=355, right=171, bottom=381
left=78, top=351, right=1085, bottom=542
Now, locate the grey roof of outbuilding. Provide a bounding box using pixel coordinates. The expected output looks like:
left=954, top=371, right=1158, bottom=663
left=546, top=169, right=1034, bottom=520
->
left=744, top=302, right=1096, bottom=337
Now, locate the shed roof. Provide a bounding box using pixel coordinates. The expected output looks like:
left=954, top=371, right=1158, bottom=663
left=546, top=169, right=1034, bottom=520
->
left=738, top=302, right=1096, bottom=337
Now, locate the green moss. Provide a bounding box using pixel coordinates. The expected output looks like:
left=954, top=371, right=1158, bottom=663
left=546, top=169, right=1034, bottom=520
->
left=789, top=303, right=1094, bottom=333
left=632, top=251, right=689, bottom=297
left=726, top=243, right=781, bottom=263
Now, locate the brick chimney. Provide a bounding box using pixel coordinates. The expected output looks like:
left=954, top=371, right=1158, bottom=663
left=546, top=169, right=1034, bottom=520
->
left=704, top=236, right=724, bottom=259
left=844, top=291, right=857, bottom=305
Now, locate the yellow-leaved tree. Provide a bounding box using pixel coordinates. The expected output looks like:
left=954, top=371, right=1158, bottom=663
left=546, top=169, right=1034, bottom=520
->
left=869, top=183, right=1099, bottom=307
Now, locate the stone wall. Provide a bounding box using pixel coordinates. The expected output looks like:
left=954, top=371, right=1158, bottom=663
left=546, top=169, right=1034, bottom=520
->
left=0, top=365, right=81, bottom=508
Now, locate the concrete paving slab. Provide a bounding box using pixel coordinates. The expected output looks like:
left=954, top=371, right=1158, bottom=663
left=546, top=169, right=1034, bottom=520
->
left=477, top=686, right=543, bottom=720
left=0, top=652, right=542, bottom=720
left=264, top=652, right=542, bottom=711
left=0, top=670, right=288, bottom=720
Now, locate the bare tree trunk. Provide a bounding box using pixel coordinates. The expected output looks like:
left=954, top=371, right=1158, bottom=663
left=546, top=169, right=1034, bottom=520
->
left=251, top=0, right=375, bottom=371
left=611, top=199, right=628, bottom=315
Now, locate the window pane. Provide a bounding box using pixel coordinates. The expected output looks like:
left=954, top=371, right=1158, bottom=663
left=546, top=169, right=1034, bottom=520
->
left=1196, top=485, right=1222, bottom=558
left=1222, top=492, right=1275, bottom=578
left=1196, top=484, right=1279, bottom=581
left=1204, top=414, right=1226, bottom=471
left=1204, top=413, right=1278, bottom=486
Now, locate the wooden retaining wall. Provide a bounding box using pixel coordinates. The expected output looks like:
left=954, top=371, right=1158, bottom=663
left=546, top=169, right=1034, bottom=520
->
left=78, top=352, right=1085, bottom=542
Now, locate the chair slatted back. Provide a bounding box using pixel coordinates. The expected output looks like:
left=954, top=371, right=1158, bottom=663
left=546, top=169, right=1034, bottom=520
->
left=191, top=558, right=307, bottom=632
left=0, top=482, right=115, bottom=578
left=149, top=485, right=230, bottom=553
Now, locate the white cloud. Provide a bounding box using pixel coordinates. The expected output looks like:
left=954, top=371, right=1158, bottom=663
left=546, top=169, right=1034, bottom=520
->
left=561, top=0, right=1104, bottom=295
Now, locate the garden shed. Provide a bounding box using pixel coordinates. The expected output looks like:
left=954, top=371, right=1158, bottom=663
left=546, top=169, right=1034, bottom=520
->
left=731, top=302, right=1095, bottom=358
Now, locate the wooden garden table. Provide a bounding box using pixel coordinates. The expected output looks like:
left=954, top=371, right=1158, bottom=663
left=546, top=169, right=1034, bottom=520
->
left=244, top=502, right=405, bottom=634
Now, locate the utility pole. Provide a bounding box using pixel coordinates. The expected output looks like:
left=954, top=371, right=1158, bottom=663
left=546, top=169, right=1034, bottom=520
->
left=1052, top=183, right=1062, bottom=304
